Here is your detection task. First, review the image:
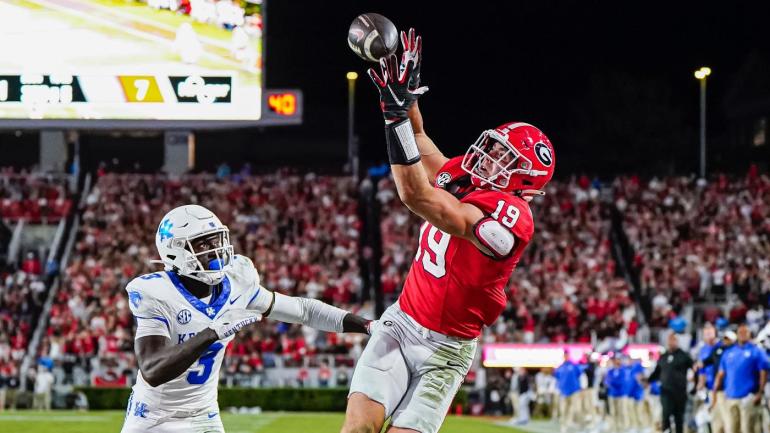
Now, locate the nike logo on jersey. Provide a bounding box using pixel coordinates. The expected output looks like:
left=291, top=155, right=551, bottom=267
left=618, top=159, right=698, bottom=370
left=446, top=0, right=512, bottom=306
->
left=387, top=85, right=405, bottom=106
left=207, top=412, right=218, bottom=419
left=229, top=294, right=242, bottom=305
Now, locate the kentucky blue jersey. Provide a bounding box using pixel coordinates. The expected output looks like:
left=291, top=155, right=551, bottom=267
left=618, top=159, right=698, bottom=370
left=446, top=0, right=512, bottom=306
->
left=126, top=255, right=266, bottom=412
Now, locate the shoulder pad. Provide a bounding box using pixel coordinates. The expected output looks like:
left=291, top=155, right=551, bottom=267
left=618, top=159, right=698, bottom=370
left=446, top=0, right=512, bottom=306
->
left=126, top=272, right=166, bottom=292
left=125, top=273, right=166, bottom=314
left=473, top=217, right=516, bottom=259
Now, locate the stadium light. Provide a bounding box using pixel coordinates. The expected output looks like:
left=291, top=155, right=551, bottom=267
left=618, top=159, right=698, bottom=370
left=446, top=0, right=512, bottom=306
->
left=347, top=72, right=359, bottom=180
left=694, top=67, right=711, bottom=80
left=694, top=66, right=711, bottom=179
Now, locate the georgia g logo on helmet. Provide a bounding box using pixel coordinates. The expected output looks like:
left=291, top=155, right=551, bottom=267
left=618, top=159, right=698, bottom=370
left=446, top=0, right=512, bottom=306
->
left=534, top=142, right=553, bottom=167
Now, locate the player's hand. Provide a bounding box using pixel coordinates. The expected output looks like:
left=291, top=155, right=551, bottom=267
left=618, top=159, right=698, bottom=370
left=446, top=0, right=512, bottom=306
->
left=753, top=393, right=762, bottom=406
left=367, top=29, right=428, bottom=124
left=399, top=28, right=423, bottom=91
left=209, top=308, right=261, bottom=339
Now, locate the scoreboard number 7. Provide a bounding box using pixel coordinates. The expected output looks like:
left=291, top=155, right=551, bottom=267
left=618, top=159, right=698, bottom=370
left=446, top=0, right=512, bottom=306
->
left=118, top=76, right=163, bottom=102
left=134, top=79, right=149, bottom=101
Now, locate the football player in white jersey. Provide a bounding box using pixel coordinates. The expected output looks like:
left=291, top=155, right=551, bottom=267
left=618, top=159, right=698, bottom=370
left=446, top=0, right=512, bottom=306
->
left=121, top=205, right=372, bottom=433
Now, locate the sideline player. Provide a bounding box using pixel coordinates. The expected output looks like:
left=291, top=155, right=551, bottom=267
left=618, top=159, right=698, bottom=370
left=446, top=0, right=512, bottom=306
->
left=341, top=29, right=556, bottom=433
left=121, top=204, right=372, bottom=433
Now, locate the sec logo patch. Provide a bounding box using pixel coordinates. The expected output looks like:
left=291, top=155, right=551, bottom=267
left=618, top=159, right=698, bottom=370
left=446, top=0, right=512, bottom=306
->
left=177, top=309, right=192, bottom=325
left=436, top=172, right=452, bottom=187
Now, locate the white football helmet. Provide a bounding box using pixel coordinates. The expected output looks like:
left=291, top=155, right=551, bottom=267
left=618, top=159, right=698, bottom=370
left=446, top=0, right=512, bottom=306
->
left=155, top=205, right=234, bottom=285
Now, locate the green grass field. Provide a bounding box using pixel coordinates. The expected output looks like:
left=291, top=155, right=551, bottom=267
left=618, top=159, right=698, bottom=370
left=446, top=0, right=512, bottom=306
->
left=0, top=410, right=527, bottom=433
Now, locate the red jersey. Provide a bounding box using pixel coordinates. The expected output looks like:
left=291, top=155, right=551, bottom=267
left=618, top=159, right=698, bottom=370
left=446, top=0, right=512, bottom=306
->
left=399, top=157, right=535, bottom=338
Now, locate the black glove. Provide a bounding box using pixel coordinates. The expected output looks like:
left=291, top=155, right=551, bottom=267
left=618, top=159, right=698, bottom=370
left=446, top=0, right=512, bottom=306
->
left=367, top=28, right=428, bottom=124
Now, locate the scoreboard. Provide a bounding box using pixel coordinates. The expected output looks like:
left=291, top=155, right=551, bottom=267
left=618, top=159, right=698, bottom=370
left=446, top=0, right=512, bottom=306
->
left=0, top=0, right=301, bottom=129
left=0, top=73, right=301, bottom=128
left=0, top=74, right=235, bottom=107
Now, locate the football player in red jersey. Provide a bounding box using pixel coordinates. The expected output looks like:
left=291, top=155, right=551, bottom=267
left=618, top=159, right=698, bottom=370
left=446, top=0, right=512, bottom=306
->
left=340, top=29, right=556, bottom=433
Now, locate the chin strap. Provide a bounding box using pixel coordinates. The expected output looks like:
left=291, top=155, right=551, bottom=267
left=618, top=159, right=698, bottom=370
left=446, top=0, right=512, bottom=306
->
left=517, top=189, right=546, bottom=200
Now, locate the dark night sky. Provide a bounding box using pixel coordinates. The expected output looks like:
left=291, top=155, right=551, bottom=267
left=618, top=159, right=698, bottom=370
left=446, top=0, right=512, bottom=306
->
left=224, top=1, right=767, bottom=174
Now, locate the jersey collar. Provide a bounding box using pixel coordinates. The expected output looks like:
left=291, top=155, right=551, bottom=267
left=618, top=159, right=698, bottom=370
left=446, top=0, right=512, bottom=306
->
left=166, top=271, right=231, bottom=319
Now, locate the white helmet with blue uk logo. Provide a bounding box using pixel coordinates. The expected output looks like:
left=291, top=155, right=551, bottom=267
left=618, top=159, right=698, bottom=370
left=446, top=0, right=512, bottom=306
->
left=155, top=204, right=234, bottom=285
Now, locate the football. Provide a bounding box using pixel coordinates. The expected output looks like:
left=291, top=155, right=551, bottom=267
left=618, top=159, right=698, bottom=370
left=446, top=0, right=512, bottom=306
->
left=347, top=13, right=399, bottom=62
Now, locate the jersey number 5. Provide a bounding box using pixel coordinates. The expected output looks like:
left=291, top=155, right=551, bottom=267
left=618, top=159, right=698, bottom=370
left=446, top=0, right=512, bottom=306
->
left=187, top=342, right=224, bottom=385
left=415, top=223, right=451, bottom=278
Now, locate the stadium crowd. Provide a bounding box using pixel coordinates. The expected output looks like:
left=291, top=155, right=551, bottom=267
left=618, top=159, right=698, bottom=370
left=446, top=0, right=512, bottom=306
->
left=0, top=268, right=46, bottom=395
left=615, top=170, right=770, bottom=339
left=0, top=169, right=63, bottom=406
left=0, top=168, right=71, bottom=223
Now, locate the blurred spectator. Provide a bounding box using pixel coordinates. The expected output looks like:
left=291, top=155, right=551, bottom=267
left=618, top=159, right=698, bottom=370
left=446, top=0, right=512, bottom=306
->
left=713, top=324, right=768, bottom=433
left=32, top=365, right=54, bottom=411
left=318, top=360, right=331, bottom=387
left=0, top=365, right=6, bottom=412
left=533, top=368, right=556, bottom=418
left=21, top=252, right=42, bottom=276
left=554, top=351, right=584, bottom=432
left=508, top=367, right=531, bottom=425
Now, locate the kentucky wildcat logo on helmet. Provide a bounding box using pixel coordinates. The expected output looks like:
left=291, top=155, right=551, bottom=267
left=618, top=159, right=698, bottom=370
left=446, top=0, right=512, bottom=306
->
left=461, top=122, right=555, bottom=195
left=154, top=205, right=234, bottom=285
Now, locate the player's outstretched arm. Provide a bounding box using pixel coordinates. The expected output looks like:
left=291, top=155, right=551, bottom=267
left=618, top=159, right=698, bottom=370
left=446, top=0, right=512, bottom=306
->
left=368, top=30, right=492, bottom=247
left=395, top=29, right=447, bottom=181
left=248, top=288, right=373, bottom=334
left=391, top=164, right=483, bottom=240
left=409, top=102, right=448, bottom=182
left=136, top=308, right=259, bottom=387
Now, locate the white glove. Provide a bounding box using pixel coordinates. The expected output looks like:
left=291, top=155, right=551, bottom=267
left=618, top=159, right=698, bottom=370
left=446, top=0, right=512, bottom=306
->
left=209, top=308, right=261, bottom=339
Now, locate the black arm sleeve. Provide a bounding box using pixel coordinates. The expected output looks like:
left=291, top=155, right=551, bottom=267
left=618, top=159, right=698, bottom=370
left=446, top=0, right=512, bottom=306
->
left=342, top=313, right=371, bottom=334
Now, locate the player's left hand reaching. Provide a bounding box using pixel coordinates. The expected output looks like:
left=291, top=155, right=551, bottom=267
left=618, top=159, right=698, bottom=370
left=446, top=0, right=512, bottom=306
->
left=367, top=28, right=428, bottom=125
left=368, top=28, right=429, bottom=166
